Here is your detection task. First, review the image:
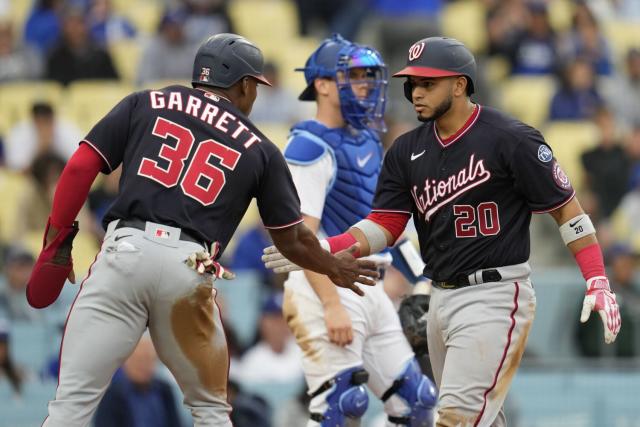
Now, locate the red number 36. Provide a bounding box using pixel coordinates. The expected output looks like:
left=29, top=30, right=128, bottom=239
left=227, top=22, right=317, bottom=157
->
left=138, top=117, right=241, bottom=206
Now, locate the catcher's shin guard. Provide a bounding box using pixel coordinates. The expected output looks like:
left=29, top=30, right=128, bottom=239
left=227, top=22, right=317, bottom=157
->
left=382, top=358, right=437, bottom=426
left=309, top=366, right=370, bottom=426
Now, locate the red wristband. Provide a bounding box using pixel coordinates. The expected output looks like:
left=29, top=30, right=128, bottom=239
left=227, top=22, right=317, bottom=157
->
left=574, top=243, right=606, bottom=281
left=326, top=233, right=359, bottom=257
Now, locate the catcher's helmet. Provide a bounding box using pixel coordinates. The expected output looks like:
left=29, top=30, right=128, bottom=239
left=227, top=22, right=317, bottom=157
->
left=192, top=33, right=271, bottom=89
left=393, top=37, right=476, bottom=101
left=296, top=33, right=388, bottom=131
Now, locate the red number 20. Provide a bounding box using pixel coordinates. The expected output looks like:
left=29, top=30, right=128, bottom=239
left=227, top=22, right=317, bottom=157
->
left=138, top=117, right=240, bottom=206
left=453, top=202, right=500, bottom=238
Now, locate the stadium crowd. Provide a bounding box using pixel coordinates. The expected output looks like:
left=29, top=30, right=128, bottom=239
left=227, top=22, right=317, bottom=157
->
left=0, top=0, right=638, bottom=426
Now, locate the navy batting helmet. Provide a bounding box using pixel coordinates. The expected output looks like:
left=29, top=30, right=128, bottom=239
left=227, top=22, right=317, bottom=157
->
left=393, top=37, right=476, bottom=101
left=192, top=33, right=271, bottom=89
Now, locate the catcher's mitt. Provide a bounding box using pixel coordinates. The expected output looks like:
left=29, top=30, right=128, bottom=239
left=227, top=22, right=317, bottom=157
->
left=398, top=294, right=430, bottom=356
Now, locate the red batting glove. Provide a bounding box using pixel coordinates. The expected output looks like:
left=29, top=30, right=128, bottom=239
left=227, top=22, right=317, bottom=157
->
left=580, top=276, right=621, bottom=344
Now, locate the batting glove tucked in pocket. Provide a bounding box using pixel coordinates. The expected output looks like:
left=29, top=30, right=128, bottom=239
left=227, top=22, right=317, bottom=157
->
left=185, top=242, right=235, bottom=280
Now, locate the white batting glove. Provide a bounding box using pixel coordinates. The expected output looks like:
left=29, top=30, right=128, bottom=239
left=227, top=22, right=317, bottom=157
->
left=580, top=276, right=621, bottom=344
left=185, top=242, right=235, bottom=280
left=261, top=245, right=302, bottom=273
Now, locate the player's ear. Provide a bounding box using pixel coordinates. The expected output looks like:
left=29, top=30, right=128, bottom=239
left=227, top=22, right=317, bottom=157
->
left=314, top=78, right=330, bottom=97
left=241, top=77, right=249, bottom=95
left=453, top=76, right=467, bottom=97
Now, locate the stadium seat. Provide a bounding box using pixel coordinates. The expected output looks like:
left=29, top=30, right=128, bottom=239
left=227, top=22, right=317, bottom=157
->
left=501, top=76, right=556, bottom=129
left=9, top=322, right=54, bottom=373
left=109, top=39, right=142, bottom=85
left=0, top=170, right=30, bottom=243
left=548, top=0, right=574, bottom=33
left=255, top=122, right=291, bottom=149
left=65, top=80, right=134, bottom=133
left=229, top=0, right=298, bottom=42
left=0, top=379, right=55, bottom=427
left=441, top=0, right=488, bottom=54
left=0, top=81, right=64, bottom=134
left=605, top=21, right=640, bottom=66
left=542, top=121, right=599, bottom=194
left=114, top=0, right=163, bottom=35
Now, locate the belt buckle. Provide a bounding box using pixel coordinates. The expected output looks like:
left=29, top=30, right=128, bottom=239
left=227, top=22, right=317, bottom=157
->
left=436, top=281, right=456, bottom=289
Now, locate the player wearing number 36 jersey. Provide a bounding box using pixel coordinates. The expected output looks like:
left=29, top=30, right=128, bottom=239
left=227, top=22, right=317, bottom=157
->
left=264, top=37, right=621, bottom=427
left=25, top=33, right=379, bottom=427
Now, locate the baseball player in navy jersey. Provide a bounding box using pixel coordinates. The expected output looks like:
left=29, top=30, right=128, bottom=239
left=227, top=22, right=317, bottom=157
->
left=264, top=36, right=621, bottom=427
left=280, top=34, right=436, bottom=427
left=24, top=33, right=379, bottom=427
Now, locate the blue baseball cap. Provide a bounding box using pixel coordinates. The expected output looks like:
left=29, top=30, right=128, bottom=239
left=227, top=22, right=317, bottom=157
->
left=296, top=34, right=353, bottom=101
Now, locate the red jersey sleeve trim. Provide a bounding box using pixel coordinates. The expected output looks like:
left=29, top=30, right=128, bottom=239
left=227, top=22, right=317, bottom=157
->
left=531, top=191, right=576, bottom=214
left=367, top=211, right=410, bottom=244
left=81, top=139, right=113, bottom=172
left=263, top=217, right=305, bottom=230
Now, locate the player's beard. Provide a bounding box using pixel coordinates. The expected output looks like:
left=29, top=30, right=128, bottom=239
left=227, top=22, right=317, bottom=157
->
left=418, top=93, right=453, bottom=122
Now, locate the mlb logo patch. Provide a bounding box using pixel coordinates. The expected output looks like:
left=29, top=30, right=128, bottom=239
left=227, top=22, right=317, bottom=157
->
left=199, top=67, right=211, bottom=82
left=537, top=145, right=553, bottom=163
left=155, top=228, right=171, bottom=239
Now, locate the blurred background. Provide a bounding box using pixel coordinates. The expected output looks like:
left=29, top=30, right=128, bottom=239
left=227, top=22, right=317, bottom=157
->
left=0, top=0, right=638, bottom=426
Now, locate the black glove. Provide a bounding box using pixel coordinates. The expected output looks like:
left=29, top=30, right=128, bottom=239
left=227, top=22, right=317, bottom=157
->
left=398, top=294, right=430, bottom=356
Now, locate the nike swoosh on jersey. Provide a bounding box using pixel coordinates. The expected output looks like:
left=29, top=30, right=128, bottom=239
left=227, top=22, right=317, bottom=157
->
left=411, top=150, right=426, bottom=161
left=356, top=152, right=373, bottom=168
left=114, top=234, right=132, bottom=241
left=569, top=218, right=583, bottom=228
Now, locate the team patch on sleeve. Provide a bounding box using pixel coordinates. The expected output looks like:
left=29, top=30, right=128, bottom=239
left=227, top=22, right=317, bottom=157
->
left=552, top=161, right=571, bottom=189
left=537, top=145, right=553, bottom=163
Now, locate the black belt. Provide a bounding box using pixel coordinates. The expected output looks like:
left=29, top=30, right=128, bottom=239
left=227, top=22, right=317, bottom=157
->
left=433, top=269, right=502, bottom=289
left=115, top=219, right=207, bottom=247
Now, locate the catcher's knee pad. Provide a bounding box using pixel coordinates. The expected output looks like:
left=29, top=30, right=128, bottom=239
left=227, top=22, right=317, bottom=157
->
left=382, top=358, right=437, bottom=426
left=309, top=366, right=370, bottom=426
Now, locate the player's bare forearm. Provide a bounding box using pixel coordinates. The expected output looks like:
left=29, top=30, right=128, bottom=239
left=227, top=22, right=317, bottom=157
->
left=549, top=197, right=597, bottom=254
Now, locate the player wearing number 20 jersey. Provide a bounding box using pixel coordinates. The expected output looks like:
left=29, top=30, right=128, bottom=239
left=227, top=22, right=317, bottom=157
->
left=89, top=84, right=299, bottom=253
left=374, top=104, right=574, bottom=281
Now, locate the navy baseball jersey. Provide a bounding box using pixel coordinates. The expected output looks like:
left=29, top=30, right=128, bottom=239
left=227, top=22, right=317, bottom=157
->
left=373, top=105, right=574, bottom=281
left=83, top=85, right=302, bottom=255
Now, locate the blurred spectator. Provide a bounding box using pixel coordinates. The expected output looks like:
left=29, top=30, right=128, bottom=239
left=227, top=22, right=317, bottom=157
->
left=24, top=0, right=63, bottom=53
left=0, top=19, right=43, bottom=82
left=182, top=0, right=234, bottom=45
left=581, top=108, right=630, bottom=220
left=559, top=2, right=613, bottom=76
left=0, top=319, right=24, bottom=396
left=0, top=245, right=37, bottom=322
left=4, top=101, right=81, bottom=171
left=94, top=334, right=181, bottom=427
left=602, top=48, right=640, bottom=130
left=87, top=166, right=121, bottom=239
left=46, top=5, right=119, bottom=86
left=625, top=125, right=640, bottom=190
left=576, top=244, right=639, bottom=357
left=293, top=0, right=369, bottom=40
left=235, top=292, right=302, bottom=385
left=87, top=0, right=137, bottom=46
left=249, top=62, right=303, bottom=125
left=229, top=224, right=283, bottom=290
left=508, top=2, right=558, bottom=75
left=273, top=387, right=310, bottom=427
left=486, top=0, right=529, bottom=59
left=14, top=152, right=66, bottom=238
left=228, top=379, right=272, bottom=427
left=136, top=8, right=197, bottom=86
left=549, top=58, right=603, bottom=121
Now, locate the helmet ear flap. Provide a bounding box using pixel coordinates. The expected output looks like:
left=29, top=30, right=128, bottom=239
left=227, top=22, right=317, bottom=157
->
left=403, top=80, right=413, bottom=102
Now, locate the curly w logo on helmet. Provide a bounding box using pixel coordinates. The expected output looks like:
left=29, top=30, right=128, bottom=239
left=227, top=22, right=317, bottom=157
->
left=408, top=42, right=425, bottom=61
